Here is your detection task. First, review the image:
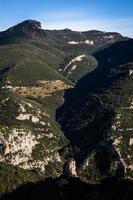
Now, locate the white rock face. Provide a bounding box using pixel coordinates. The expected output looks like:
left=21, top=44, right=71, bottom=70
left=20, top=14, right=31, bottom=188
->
left=16, top=103, right=47, bottom=124
left=111, top=112, right=123, bottom=131
left=19, top=104, right=26, bottom=113
left=121, top=100, right=133, bottom=110
left=68, top=160, right=77, bottom=176
left=73, top=55, right=85, bottom=62
left=128, top=165, right=133, bottom=170
left=113, top=137, right=122, bottom=146
left=111, top=125, right=117, bottom=130
left=116, top=113, right=121, bottom=119
left=71, top=65, right=77, bottom=71
left=68, top=40, right=94, bottom=45
left=0, top=97, right=62, bottom=174
left=129, top=138, right=133, bottom=146
left=0, top=128, right=62, bottom=173
left=16, top=113, right=31, bottom=121
left=1, top=128, right=39, bottom=166
left=85, top=40, right=94, bottom=45
left=2, top=97, right=10, bottom=103
left=40, top=121, right=46, bottom=126
left=127, top=128, right=133, bottom=131
left=129, top=69, right=133, bottom=76
left=104, top=35, right=114, bottom=39
left=31, top=116, right=40, bottom=123
left=64, top=159, right=77, bottom=177
left=63, top=55, right=85, bottom=72
left=68, top=65, right=77, bottom=75
left=114, top=146, right=127, bottom=173
left=25, top=102, right=33, bottom=108
left=68, top=41, right=79, bottom=44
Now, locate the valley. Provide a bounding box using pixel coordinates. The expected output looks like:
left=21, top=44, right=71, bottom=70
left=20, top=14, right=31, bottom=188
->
left=0, top=19, right=132, bottom=198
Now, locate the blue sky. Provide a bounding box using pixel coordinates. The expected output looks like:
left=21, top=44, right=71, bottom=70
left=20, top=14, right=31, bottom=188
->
left=0, top=0, right=133, bottom=37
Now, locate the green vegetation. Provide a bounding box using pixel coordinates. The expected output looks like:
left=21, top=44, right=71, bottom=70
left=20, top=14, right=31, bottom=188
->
left=0, top=162, right=40, bottom=197
left=0, top=20, right=132, bottom=197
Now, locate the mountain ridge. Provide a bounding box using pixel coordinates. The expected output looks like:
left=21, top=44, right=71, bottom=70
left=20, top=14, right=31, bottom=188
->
left=0, top=20, right=132, bottom=197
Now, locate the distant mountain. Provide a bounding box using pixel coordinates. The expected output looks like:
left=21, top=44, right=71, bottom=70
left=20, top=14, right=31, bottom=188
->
left=0, top=20, right=46, bottom=44
left=0, top=20, right=132, bottom=197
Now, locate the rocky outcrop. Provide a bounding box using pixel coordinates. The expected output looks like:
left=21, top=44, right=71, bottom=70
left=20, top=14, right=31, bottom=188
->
left=0, top=20, right=46, bottom=44
left=63, top=159, right=77, bottom=177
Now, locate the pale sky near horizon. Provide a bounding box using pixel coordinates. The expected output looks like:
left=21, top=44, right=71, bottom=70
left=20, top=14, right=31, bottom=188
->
left=0, top=0, right=133, bottom=38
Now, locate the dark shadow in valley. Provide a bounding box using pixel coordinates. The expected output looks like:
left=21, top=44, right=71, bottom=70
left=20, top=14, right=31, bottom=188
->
left=56, top=39, right=133, bottom=175
left=1, top=177, right=133, bottom=200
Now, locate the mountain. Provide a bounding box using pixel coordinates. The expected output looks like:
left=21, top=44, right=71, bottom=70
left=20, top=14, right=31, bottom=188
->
left=57, top=38, right=133, bottom=182
left=0, top=20, right=45, bottom=44
left=0, top=19, right=132, bottom=197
